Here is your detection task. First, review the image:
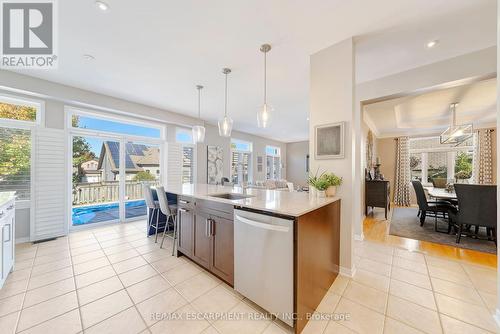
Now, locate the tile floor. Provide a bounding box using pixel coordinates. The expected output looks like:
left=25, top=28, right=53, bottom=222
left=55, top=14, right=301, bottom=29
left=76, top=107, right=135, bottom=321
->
left=0, top=220, right=497, bottom=334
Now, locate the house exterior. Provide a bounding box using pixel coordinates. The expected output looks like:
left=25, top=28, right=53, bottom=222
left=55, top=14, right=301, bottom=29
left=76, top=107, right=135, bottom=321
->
left=80, top=160, right=101, bottom=183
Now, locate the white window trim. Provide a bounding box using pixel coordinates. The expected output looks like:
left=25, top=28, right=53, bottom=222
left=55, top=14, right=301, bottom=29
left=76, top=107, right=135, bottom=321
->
left=180, top=143, right=197, bottom=184
left=265, top=145, right=280, bottom=157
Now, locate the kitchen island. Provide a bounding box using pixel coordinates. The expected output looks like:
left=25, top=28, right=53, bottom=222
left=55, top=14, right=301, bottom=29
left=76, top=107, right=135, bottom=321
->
left=165, top=184, right=340, bottom=334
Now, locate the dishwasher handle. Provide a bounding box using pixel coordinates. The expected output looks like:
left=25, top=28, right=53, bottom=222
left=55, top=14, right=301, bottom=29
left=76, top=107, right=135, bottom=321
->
left=235, top=214, right=290, bottom=232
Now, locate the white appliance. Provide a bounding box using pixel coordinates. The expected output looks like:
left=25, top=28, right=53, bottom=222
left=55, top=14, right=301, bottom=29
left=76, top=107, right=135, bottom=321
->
left=234, top=209, right=294, bottom=327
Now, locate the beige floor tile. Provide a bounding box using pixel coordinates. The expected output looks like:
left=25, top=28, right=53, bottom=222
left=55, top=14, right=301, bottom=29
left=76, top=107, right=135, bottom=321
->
left=126, top=275, right=170, bottom=304
left=31, top=258, right=72, bottom=277
left=394, top=249, right=426, bottom=263
left=323, top=321, right=357, bottom=334
left=27, top=266, right=74, bottom=290
left=80, top=289, right=133, bottom=329
left=69, top=243, right=101, bottom=256
left=425, top=256, right=464, bottom=273
left=315, top=291, right=342, bottom=314
left=107, top=249, right=140, bottom=264
left=361, top=250, right=393, bottom=265
left=391, top=267, right=431, bottom=290
left=334, top=297, right=384, bottom=334
left=389, top=279, right=436, bottom=310
left=112, top=256, right=147, bottom=274
left=0, top=279, right=28, bottom=300
left=73, top=256, right=110, bottom=276
left=35, top=246, right=69, bottom=257
left=85, top=306, right=146, bottom=334
left=0, top=311, right=19, bottom=334
left=71, top=249, right=105, bottom=265
left=119, top=264, right=158, bottom=287
left=75, top=265, right=116, bottom=289
left=77, top=276, right=124, bottom=305
left=393, top=257, right=427, bottom=275
left=102, top=243, right=134, bottom=256
left=213, top=300, right=272, bottom=334
left=328, top=275, right=350, bottom=295
left=150, top=256, right=186, bottom=273
left=430, top=277, right=483, bottom=306
left=175, top=272, right=221, bottom=302
left=343, top=281, right=387, bottom=313
left=386, top=296, right=441, bottom=334
left=300, top=314, right=328, bottom=334
left=383, top=317, right=425, bottom=334
left=262, top=322, right=293, bottom=334
left=14, top=259, right=35, bottom=271
left=357, top=258, right=392, bottom=277
left=136, top=288, right=188, bottom=326
left=478, top=290, right=497, bottom=312
left=141, top=249, right=173, bottom=263
left=352, top=269, right=390, bottom=292
left=465, top=266, right=497, bottom=295
left=163, top=262, right=202, bottom=285
left=440, top=314, right=493, bottom=334
left=0, top=293, right=24, bottom=317
left=24, top=277, right=75, bottom=307
left=149, top=304, right=210, bottom=334
left=5, top=268, right=31, bottom=283
left=191, top=285, right=241, bottom=317
left=427, top=266, right=472, bottom=287
left=135, top=243, right=161, bottom=255
left=99, top=238, right=129, bottom=249
left=18, top=309, right=81, bottom=334
left=17, top=291, right=78, bottom=332
left=435, top=293, right=497, bottom=332
left=32, top=253, right=70, bottom=266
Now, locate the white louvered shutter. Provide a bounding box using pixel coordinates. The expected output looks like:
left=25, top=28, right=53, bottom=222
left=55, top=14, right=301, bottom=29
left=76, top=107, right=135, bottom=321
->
left=32, top=128, right=67, bottom=241
left=166, top=142, right=183, bottom=189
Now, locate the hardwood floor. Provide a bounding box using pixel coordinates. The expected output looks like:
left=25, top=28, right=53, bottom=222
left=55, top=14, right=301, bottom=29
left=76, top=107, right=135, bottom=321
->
left=363, top=206, right=497, bottom=268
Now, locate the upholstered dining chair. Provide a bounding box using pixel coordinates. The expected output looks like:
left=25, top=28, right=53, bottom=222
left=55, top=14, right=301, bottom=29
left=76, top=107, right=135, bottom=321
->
left=143, top=184, right=161, bottom=242
left=156, top=186, right=178, bottom=255
left=450, top=184, right=497, bottom=245
left=411, top=180, right=456, bottom=233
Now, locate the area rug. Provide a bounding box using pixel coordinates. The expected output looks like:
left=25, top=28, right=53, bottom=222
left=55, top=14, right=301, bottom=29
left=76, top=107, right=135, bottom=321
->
left=389, top=207, right=497, bottom=254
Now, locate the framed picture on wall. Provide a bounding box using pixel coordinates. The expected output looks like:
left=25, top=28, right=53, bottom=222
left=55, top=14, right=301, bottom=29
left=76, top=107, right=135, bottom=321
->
left=314, top=122, right=345, bottom=159
left=207, top=146, right=223, bottom=184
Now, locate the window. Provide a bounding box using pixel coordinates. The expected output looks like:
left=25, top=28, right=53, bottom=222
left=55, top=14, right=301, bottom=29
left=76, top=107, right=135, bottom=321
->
left=182, top=146, right=195, bottom=184
left=0, top=128, right=31, bottom=200
left=231, top=139, right=252, bottom=184
left=265, top=145, right=281, bottom=180
left=175, top=127, right=193, bottom=144
left=0, top=96, right=41, bottom=123
left=409, top=137, right=474, bottom=184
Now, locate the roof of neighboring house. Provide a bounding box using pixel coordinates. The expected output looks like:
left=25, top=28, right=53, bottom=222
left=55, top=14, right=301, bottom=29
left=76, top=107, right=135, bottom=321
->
left=97, top=142, right=159, bottom=172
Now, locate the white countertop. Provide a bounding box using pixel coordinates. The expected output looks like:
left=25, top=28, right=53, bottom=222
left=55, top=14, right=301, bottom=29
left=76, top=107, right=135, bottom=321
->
left=0, top=192, right=16, bottom=208
left=163, top=183, right=340, bottom=217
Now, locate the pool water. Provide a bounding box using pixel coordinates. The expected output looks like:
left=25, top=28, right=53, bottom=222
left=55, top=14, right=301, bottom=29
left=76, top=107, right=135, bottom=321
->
left=72, top=200, right=147, bottom=225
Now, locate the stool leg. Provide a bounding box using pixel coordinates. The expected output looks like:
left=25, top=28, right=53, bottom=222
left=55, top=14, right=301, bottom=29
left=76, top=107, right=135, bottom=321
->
left=160, top=214, right=169, bottom=249
left=171, top=215, right=177, bottom=256
left=154, top=209, right=159, bottom=243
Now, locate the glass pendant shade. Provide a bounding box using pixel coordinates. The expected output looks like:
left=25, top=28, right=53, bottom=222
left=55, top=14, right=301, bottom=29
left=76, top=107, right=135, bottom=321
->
left=439, top=103, right=473, bottom=145
left=192, top=125, right=205, bottom=143
left=257, top=103, right=272, bottom=128
left=218, top=116, right=233, bottom=137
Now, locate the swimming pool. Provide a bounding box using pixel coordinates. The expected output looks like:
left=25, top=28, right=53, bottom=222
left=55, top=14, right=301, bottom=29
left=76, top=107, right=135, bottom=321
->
left=72, top=200, right=147, bottom=225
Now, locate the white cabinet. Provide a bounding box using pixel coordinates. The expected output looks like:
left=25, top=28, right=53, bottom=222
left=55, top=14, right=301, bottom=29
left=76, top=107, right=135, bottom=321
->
left=0, top=197, right=15, bottom=288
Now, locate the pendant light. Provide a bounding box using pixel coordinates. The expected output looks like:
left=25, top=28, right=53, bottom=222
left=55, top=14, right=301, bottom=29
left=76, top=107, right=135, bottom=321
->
left=192, top=85, right=206, bottom=143
left=257, top=44, right=272, bottom=128
left=218, top=68, right=233, bottom=137
left=440, top=102, right=473, bottom=145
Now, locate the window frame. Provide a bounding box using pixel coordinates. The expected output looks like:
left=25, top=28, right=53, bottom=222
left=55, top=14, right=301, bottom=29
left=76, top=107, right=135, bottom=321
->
left=230, top=139, right=253, bottom=184
left=265, top=145, right=281, bottom=180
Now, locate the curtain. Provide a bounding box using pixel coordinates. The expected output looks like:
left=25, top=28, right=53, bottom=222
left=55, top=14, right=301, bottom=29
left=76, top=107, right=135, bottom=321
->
left=394, top=137, right=411, bottom=206
left=474, top=129, right=494, bottom=185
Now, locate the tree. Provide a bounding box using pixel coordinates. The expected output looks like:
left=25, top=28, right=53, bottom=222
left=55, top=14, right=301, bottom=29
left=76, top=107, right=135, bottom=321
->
left=72, top=116, right=97, bottom=185
left=133, top=171, right=156, bottom=181
left=454, top=151, right=472, bottom=178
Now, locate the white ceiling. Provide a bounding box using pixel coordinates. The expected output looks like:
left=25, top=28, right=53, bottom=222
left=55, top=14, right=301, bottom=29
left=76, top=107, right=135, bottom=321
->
left=364, top=78, right=497, bottom=137
left=10, top=0, right=496, bottom=142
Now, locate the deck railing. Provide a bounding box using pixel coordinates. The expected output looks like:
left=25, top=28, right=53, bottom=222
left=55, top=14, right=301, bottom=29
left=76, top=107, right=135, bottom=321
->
left=73, top=180, right=159, bottom=205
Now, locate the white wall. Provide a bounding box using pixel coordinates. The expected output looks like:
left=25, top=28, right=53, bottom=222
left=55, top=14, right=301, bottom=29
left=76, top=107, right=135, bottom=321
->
left=0, top=71, right=287, bottom=241
left=286, top=141, right=309, bottom=187
left=310, top=38, right=356, bottom=274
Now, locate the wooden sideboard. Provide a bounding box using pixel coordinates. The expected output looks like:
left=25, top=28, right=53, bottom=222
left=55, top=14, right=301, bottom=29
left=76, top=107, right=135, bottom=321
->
left=365, top=180, right=390, bottom=219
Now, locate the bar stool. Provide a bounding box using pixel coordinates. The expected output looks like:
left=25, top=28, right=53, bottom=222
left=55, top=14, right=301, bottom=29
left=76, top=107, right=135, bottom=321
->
left=143, top=184, right=161, bottom=243
left=156, top=186, right=178, bottom=255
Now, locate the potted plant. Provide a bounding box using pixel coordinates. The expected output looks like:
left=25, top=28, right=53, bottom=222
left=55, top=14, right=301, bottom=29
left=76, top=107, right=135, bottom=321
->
left=454, top=170, right=471, bottom=184
left=323, top=173, right=343, bottom=197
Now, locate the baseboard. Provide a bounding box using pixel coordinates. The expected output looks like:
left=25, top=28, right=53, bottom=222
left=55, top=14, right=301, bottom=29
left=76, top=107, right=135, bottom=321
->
left=340, top=265, right=356, bottom=278
left=354, top=233, right=364, bottom=241
left=494, top=309, right=500, bottom=328
left=15, top=237, right=30, bottom=244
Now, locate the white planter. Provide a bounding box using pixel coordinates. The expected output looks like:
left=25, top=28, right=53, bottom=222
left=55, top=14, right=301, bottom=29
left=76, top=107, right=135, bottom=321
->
left=317, top=190, right=326, bottom=198
left=309, top=187, right=317, bottom=197
left=326, top=186, right=337, bottom=197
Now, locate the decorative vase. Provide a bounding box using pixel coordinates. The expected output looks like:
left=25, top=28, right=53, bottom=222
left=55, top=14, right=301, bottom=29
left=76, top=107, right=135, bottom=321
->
left=309, top=187, right=317, bottom=197
left=326, top=186, right=337, bottom=197
left=317, top=190, right=326, bottom=198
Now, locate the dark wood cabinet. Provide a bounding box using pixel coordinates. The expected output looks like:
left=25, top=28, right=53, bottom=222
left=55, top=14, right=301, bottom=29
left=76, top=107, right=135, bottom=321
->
left=365, top=180, right=390, bottom=219
left=176, top=207, right=194, bottom=257
left=210, top=215, right=234, bottom=284
left=193, top=211, right=211, bottom=270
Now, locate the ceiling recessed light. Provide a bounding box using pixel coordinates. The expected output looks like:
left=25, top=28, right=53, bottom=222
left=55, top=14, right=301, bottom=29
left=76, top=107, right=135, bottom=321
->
left=95, top=1, right=109, bottom=11
left=426, top=40, right=439, bottom=49
left=83, top=54, right=95, bottom=61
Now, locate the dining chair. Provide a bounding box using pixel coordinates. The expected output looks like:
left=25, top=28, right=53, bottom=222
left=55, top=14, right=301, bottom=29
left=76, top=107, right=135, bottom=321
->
left=411, top=181, right=456, bottom=233
left=450, top=184, right=497, bottom=245
left=156, top=186, right=178, bottom=255
left=143, top=184, right=161, bottom=243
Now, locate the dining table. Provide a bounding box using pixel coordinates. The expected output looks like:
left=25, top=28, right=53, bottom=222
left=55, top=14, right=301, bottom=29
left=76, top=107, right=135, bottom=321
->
left=424, top=186, right=457, bottom=200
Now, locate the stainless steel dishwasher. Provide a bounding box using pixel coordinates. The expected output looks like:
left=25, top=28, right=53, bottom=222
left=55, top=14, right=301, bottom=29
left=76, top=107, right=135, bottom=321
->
left=234, top=209, right=294, bottom=327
